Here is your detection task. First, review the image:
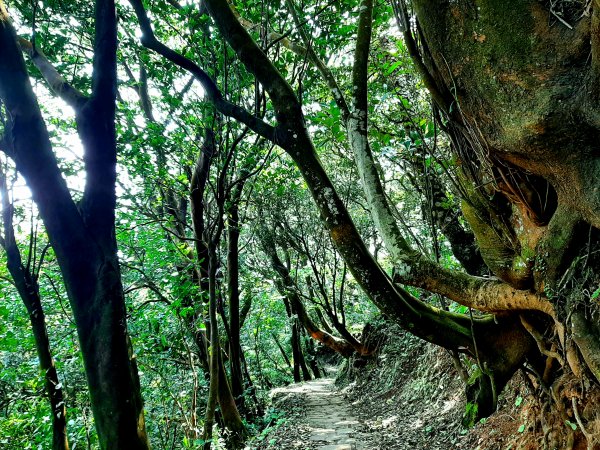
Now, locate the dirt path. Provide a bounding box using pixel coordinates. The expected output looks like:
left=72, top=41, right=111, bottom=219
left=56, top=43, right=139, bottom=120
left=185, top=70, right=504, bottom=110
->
left=301, top=376, right=362, bottom=450
left=258, top=373, right=364, bottom=450
left=252, top=326, right=529, bottom=450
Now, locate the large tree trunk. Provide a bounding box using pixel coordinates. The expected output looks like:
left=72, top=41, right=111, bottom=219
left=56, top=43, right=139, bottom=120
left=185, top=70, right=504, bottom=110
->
left=0, top=3, right=150, bottom=447
left=75, top=256, right=148, bottom=448
left=407, top=0, right=600, bottom=352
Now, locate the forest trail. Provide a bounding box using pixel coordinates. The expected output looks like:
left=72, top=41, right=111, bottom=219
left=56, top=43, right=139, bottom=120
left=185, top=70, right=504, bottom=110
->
left=261, top=371, right=364, bottom=450
left=297, top=376, right=362, bottom=450
left=255, top=342, right=472, bottom=450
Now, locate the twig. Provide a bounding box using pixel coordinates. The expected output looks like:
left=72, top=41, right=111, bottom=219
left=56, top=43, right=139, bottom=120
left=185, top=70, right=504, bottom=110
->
left=550, top=8, right=573, bottom=29
left=520, top=314, right=564, bottom=366
left=571, top=397, right=593, bottom=450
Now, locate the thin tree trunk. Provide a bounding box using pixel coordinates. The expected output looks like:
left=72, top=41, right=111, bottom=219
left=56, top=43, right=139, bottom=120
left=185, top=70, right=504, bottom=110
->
left=290, top=322, right=302, bottom=383
left=12, top=275, right=69, bottom=450
left=304, top=337, right=322, bottom=379
left=202, top=245, right=220, bottom=449
left=0, top=172, right=69, bottom=450
left=190, top=130, right=246, bottom=447
left=272, top=333, right=292, bottom=368
left=262, top=234, right=365, bottom=356
left=217, top=354, right=246, bottom=448
left=227, top=202, right=244, bottom=402
left=291, top=320, right=311, bottom=382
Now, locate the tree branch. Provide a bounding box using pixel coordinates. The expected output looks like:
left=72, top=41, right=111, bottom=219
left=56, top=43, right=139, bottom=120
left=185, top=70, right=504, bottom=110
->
left=17, top=38, right=87, bottom=110
left=127, top=0, right=277, bottom=143
left=0, top=8, right=90, bottom=266
left=78, top=0, right=119, bottom=245
left=393, top=254, right=556, bottom=317
left=284, top=0, right=350, bottom=120
left=203, top=0, right=301, bottom=127
left=91, top=0, right=117, bottom=103
left=261, top=231, right=362, bottom=356
left=15, top=12, right=118, bottom=241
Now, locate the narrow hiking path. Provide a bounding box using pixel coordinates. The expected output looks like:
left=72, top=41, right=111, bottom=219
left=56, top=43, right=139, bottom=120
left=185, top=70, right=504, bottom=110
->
left=253, top=371, right=365, bottom=450
left=299, top=376, right=362, bottom=450
left=250, top=345, right=469, bottom=450
left=251, top=326, right=529, bottom=450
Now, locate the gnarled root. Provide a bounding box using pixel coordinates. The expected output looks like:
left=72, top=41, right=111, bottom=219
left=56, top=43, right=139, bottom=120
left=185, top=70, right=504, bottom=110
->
left=571, top=310, right=600, bottom=383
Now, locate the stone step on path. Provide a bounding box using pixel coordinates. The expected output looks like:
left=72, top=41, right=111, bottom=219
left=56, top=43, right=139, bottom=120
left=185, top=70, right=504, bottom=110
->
left=301, top=377, right=363, bottom=450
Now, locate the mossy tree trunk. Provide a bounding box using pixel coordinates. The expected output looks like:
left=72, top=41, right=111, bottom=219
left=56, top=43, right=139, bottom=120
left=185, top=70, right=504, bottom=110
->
left=405, top=0, right=600, bottom=433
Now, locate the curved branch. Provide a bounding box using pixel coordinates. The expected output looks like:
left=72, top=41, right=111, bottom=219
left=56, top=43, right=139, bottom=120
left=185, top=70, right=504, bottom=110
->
left=205, top=0, right=299, bottom=112
left=395, top=254, right=556, bottom=316
left=128, top=0, right=277, bottom=142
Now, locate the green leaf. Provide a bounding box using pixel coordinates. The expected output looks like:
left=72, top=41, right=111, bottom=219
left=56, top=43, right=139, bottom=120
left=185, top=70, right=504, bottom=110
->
left=385, top=61, right=402, bottom=75
left=518, top=424, right=525, bottom=433
left=565, top=420, right=577, bottom=431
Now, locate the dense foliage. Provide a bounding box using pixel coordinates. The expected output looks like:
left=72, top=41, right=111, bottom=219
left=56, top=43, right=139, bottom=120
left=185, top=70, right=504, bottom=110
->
left=1, top=0, right=600, bottom=448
